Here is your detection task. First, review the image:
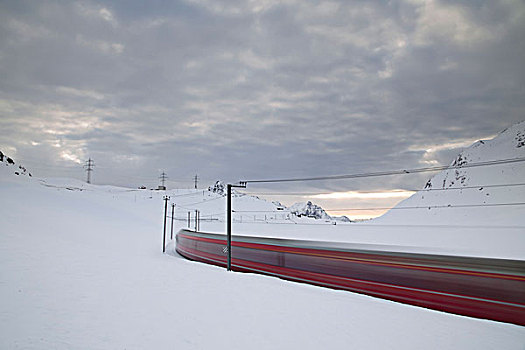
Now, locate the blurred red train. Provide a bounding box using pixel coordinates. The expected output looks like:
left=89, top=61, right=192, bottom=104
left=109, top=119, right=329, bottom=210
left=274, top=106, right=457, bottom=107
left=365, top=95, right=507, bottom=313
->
left=176, top=229, right=525, bottom=326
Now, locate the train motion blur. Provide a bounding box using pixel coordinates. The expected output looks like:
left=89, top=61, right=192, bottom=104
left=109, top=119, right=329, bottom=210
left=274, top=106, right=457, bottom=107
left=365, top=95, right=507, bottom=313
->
left=176, top=229, right=525, bottom=326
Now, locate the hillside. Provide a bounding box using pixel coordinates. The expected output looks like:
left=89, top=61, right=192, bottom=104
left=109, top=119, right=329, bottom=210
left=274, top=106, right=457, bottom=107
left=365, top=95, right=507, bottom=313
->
left=0, top=150, right=32, bottom=177
left=376, top=121, right=525, bottom=225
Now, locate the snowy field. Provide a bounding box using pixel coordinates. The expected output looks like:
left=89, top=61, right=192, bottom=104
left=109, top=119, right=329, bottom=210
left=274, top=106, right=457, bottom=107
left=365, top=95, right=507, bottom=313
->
left=1, top=170, right=524, bottom=349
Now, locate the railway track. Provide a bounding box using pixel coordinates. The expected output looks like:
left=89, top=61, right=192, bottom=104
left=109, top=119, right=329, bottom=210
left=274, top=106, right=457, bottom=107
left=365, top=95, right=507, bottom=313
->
left=175, top=229, right=525, bottom=326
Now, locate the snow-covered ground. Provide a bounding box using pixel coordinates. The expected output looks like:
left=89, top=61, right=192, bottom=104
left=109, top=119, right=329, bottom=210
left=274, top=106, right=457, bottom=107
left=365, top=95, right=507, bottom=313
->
left=1, top=122, right=525, bottom=349
left=1, top=173, right=524, bottom=349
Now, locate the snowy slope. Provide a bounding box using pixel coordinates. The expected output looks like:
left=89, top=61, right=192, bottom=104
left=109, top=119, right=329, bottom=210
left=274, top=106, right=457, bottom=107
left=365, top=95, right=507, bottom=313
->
left=0, top=150, right=32, bottom=177
left=377, top=120, right=525, bottom=225
left=1, top=158, right=525, bottom=349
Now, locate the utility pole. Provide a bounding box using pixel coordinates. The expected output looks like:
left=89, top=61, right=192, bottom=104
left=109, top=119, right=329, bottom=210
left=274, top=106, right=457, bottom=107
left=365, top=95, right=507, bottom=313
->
left=194, top=209, right=199, bottom=231
left=84, top=158, right=94, bottom=184
left=162, top=196, right=169, bottom=253
left=170, top=203, right=175, bottom=240
left=226, top=182, right=246, bottom=271
left=194, top=174, right=199, bottom=189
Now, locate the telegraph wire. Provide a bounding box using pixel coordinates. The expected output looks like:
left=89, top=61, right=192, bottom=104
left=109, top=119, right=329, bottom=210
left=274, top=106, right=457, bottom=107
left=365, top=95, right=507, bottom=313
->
left=199, top=212, right=226, bottom=217
left=176, top=197, right=225, bottom=211
left=183, top=196, right=225, bottom=207
left=232, top=202, right=525, bottom=213
left=169, top=191, right=208, bottom=198
left=324, top=202, right=525, bottom=211
left=237, top=183, right=525, bottom=196
left=221, top=221, right=525, bottom=228
left=240, top=157, right=525, bottom=184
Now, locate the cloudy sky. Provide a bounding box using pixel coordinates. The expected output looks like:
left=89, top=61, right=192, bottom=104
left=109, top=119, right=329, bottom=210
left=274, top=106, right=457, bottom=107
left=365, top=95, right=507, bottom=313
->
left=1, top=0, right=524, bottom=218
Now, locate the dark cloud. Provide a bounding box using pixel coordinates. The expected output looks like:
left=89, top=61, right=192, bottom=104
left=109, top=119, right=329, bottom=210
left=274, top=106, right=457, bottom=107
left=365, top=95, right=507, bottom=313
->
left=1, top=0, right=524, bottom=199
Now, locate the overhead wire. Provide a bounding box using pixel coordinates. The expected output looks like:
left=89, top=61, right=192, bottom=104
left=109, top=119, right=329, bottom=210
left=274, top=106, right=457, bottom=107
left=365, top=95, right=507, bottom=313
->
left=217, top=221, right=525, bottom=228
left=161, top=156, right=525, bottom=222
left=237, top=182, right=525, bottom=196
left=169, top=185, right=525, bottom=217
left=182, top=195, right=225, bottom=207
left=240, top=157, right=525, bottom=184
left=169, top=191, right=209, bottom=198
left=232, top=202, right=525, bottom=213
left=322, top=202, right=525, bottom=211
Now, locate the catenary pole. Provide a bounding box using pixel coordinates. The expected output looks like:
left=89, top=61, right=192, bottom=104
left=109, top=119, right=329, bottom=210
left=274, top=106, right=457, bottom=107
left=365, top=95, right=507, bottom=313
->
left=163, top=196, right=169, bottom=253
left=226, top=182, right=246, bottom=271
left=170, top=203, right=175, bottom=240
left=194, top=209, right=198, bottom=231
left=227, top=184, right=232, bottom=271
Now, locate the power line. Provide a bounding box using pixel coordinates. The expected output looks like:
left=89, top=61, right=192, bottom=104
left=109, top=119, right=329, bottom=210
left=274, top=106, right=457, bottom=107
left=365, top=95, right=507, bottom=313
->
left=169, top=191, right=208, bottom=198
left=221, top=221, right=525, bottom=228
left=178, top=195, right=225, bottom=209
left=325, top=202, right=525, bottom=211
left=198, top=211, right=225, bottom=217
left=240, top=157, right=525, bottom=184
left=238, top=183, right=525, bottom=196
left=232, top=202, right=525, bottom=213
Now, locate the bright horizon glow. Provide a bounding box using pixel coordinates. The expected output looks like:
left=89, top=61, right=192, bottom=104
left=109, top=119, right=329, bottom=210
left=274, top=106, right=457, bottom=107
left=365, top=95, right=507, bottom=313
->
left=327, top=210, right=387, bottom=221
left=260, top=190, right=412, bottom=221
left=309, top=190, right=415, bottom=200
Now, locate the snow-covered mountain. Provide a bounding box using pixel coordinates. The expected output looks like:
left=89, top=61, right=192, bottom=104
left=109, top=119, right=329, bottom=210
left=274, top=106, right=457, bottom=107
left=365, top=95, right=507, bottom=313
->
left=289, top=201, right=332, bottom=220
left=208, top=180, right=227, bottom=195
left=0, top=150, right=32, bottom=177
left=377, top=120, right=525, bottom=225
left=288, top=200, right=352, bottom=222
left=334, top=215, right=353, bottom=223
